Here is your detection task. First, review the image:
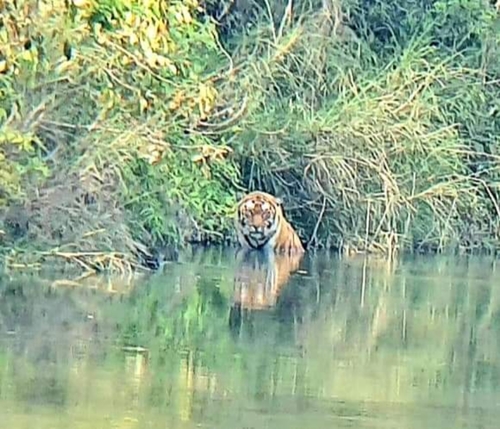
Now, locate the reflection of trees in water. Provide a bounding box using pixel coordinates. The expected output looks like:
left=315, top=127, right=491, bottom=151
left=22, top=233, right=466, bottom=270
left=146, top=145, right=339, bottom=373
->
left=0, top=275, right=137, bottom=408
left=1, top=256, right=500, bottom=423
left=227, top=254, right=500, bottom=407
left=281, top=256, right=500, bottom=405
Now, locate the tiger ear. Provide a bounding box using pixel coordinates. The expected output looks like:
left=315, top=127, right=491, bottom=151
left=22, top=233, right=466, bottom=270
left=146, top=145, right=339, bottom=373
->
left=275, top=197, right=283, bottom=206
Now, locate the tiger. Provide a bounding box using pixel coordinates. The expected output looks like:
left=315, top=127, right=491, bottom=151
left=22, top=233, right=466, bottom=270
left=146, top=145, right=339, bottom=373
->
left=231, top=191, right=305, bottom=314
left=234, top=191, right=305, bottom=255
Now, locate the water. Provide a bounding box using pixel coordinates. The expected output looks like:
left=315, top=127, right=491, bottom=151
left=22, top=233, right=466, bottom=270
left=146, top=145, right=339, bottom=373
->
left=1, top=249, right=500, bottom=429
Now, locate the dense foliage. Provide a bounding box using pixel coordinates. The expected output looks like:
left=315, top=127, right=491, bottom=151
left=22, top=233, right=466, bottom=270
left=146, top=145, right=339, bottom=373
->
left=1, top=0, right=500, bottom=268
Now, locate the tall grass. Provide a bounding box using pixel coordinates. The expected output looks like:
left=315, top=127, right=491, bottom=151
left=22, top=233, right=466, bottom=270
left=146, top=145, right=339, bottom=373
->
left=0, top=0, right=242, bottom=269
left=1, top=0, right=500, bottom=270
left=221, top=0, right=500, bottom=254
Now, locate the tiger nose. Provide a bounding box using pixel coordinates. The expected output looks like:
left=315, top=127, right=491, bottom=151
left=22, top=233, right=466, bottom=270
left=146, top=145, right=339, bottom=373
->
left=251, top=225, right=263, bottom=233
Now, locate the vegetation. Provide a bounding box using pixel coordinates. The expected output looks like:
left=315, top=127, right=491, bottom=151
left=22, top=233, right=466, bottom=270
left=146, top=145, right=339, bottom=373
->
left=2, top=0, right=500, bottom=270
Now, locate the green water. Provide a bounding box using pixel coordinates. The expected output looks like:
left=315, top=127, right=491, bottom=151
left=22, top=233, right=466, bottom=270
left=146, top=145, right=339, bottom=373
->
left=1, top=250, right=500, bottom=429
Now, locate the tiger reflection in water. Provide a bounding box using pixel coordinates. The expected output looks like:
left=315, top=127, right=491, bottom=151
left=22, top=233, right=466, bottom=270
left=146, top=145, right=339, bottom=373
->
left=231, top=191, right=305, bottom=312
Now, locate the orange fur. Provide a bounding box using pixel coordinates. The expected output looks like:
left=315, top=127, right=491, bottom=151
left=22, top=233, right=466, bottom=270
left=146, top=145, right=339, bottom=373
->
left=235, top=191, right=305, bottom=255
left=232, top=250, right=304, bottom=310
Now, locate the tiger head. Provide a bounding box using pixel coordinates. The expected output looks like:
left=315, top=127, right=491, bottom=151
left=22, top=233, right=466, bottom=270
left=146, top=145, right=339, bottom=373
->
left=235, top=191, right=282, bottom=250
left=235, top=191, right=304, bottom=255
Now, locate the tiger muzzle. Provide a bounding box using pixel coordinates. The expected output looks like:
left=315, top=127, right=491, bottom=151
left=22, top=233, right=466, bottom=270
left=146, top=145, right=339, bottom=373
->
left=250, top=225, right=265, bottom=234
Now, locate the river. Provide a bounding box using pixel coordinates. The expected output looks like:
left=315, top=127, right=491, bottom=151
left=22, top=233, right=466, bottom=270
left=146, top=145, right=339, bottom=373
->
left=1, top=249, right=499, bottom=428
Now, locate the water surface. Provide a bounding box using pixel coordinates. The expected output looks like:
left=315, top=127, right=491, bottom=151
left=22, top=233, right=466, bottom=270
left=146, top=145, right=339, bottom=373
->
left=1, top=250, right=500, bottom=428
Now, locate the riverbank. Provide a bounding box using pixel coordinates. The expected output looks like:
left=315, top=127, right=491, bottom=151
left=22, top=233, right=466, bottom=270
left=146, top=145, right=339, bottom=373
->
left=2, top=0, right=500, bottom=272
